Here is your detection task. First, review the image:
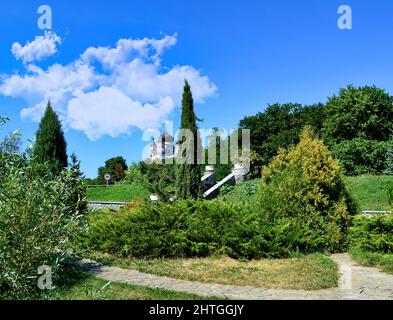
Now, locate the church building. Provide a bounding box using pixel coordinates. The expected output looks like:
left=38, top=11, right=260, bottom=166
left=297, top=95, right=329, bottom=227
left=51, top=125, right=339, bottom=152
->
left=149, top=131, right=176, bottom=160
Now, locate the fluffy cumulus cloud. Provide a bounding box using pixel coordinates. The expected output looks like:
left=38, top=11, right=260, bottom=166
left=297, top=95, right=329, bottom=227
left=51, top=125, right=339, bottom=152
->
left=11, top=31, right=62, bottom=64
left=0, top=34, right=217, bottom=140
left=67, top=87, right=175, bottom=140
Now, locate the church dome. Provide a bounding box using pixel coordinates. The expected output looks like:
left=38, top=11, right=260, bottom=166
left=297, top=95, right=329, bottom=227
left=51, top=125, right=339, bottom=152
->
left=158, top=131, right=174, bottom=143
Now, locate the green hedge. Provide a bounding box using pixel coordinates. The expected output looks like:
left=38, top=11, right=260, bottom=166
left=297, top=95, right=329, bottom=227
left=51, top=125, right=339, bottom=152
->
left=83, top=198, right=352, bottom=260
left=84, top=200, right=248, bottom=259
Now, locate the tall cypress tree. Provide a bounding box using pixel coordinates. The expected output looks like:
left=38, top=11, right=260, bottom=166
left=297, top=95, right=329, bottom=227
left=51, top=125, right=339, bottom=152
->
left=176, top=81, right=203, bottom=199
left=33, top=102, right=68, bottom=175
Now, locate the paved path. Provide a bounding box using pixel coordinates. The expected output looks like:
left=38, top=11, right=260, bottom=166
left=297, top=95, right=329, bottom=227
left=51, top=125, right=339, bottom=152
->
left=78, top=254, right=393, bottom=300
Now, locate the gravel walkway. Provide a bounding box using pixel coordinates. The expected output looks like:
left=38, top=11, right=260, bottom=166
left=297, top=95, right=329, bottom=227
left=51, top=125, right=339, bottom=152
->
left=78, top=254, right=393, bottom=300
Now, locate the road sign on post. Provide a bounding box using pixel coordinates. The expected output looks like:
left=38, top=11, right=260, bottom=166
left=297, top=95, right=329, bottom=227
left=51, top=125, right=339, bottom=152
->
left=104, top=173, right=111, bottom=187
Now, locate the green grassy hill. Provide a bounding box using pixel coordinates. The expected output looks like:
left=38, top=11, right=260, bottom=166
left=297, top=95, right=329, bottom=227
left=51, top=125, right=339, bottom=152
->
left=219, top=175, right=392, bottom=212
left=87, top=183, right=150, bottom=202
left=86, top=176, right=392, bottom=211
left=345, top=175, right=392, bottom=211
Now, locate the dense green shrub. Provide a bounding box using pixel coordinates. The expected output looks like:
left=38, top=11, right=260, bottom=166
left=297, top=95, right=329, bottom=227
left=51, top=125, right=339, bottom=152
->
left=0, top=153, right=87, bottom=298
left=84, top=200, right=294, bottom=260
left=83, top=200, right=247, bottom=259
left=331, top=139, right=389, bottom=175
left=226, top=167, right=348, bottom=259
left=252, top=128, right=356, bottom=254
left=350, top=214, right=393, bottom=253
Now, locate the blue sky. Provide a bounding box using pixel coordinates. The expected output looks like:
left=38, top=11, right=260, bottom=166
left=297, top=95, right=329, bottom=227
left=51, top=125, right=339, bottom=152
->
left=1, top=0, right=393, bottom=177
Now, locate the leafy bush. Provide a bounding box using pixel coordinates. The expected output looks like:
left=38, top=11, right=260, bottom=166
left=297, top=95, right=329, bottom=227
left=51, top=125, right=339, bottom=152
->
left=331, top=138, right=389, bottom=175
left=350, top=214, right=393, bottom=253
left=0, top=153, right=87, bottom=298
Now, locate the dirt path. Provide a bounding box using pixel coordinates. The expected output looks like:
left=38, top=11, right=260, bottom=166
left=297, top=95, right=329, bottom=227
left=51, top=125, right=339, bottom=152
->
left=78, top=254, right=393, bottom=300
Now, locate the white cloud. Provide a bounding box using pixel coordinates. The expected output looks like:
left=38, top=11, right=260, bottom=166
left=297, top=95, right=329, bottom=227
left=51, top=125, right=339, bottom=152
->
left=11, top=31, right=62, bottom=64
left=81, top=34, right=178, bottom=67
left=0, top=34, right=217, bottom=140
left=67, top=87, right=175, bottom=140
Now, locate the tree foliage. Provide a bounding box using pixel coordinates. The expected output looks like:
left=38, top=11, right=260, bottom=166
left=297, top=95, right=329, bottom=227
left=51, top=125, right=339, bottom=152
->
left=322, top=85, right=393, bottom=144
left=331, top=139, right=389, bottom=175
left=0, top=117, right=22, bottom=155
left=33, top=102, right=68, bottom=175
left=239, top=103, right=326, bottom=177
left=140, top=160, right=176, bottom=201
left=97, top=156, right=128, bottom=184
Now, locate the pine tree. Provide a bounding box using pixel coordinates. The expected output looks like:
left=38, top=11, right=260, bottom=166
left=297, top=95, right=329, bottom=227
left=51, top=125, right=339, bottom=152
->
left=176, top=81, right=203, bottom=199
left=67, top=153, right=87, bottom=214
left=33, top=102, right=68, bottom=175
left=385, top=141, right=393, bottom=175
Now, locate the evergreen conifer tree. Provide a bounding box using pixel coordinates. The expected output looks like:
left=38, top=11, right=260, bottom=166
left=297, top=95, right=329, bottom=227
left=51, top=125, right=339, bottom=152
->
left=33, top=102, right=68, bottom=175
left=67, top=153, right=87, bottom=214
left=176, top=81, right=203, bottom=199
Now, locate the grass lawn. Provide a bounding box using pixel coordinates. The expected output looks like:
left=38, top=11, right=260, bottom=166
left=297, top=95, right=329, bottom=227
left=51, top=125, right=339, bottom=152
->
left=32, top=265, right=211, bottom=300
left=89, top=253, right=338, bottom=291
left=350, top=249, right=393, bottom=275
left=87, top=183, right=150, bottom=202
left=345, top=175, right=393, bottom=211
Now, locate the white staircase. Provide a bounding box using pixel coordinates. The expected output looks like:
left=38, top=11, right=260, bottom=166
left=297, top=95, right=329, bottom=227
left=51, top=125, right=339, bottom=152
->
left=203, top=173, right=236, bottom=199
